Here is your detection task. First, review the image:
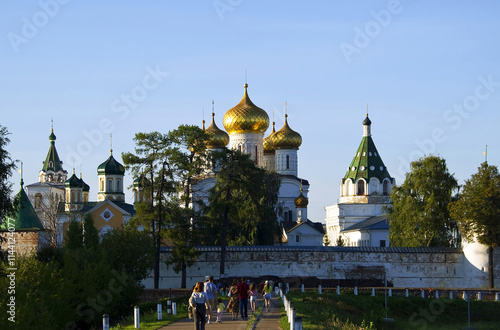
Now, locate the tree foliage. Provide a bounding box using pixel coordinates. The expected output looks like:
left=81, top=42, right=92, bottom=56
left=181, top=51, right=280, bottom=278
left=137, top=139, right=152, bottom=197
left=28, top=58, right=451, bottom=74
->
left=449, top=162, right=500, bottom=288
left=0, top=125, right=16, bottom=221
left=387, top=155, right=459, bottom=247
left=0, top=224, right=155, bottom=329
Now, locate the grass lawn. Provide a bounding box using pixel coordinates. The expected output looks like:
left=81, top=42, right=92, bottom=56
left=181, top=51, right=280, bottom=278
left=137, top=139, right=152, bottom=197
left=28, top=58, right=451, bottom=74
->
left=280, top=290, right=500, bottom=330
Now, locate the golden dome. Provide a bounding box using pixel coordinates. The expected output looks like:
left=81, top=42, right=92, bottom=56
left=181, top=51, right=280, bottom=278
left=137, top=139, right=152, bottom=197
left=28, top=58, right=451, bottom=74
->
left=263, top=121, right=276, bottom=154
left=205, top=112, right=229, bottom=148
left=223, top=84, right=269, bottom=134
left=273, top=114, right=302, bottom=150
left=294, top=190, right=308, bottom=208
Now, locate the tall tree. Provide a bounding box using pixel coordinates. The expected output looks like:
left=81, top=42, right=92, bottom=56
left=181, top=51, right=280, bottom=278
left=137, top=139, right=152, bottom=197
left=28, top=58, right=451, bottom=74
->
left=122, top=131, right=173, bottom=289
left=449, top=162, right=500, bottom=288
left=387, top=155, right=459, bottom=247
left=202, top=149, right=281, bottom=275
left=0, top=125, right=16, bottom=221
left=163, top=125, right=207, bottom=288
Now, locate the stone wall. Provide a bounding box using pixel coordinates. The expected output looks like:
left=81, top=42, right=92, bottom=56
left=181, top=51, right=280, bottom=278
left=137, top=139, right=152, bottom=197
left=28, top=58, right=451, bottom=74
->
left=143, top=246, right=500, bottom=289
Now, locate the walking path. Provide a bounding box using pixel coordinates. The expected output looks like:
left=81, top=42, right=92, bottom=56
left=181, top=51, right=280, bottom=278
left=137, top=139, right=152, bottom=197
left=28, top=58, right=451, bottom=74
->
left=159, top=296, right=282, bottom=330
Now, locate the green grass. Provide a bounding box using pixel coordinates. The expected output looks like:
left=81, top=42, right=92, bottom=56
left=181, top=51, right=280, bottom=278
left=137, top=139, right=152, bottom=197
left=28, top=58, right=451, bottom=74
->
left=280, top=290, right=500, bottom=330
left=110, top=296, right=189, bottom=330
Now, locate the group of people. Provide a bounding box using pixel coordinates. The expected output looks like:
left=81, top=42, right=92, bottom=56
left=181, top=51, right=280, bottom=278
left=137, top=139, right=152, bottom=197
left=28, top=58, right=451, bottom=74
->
left=188, top=276, right=274, bottom=329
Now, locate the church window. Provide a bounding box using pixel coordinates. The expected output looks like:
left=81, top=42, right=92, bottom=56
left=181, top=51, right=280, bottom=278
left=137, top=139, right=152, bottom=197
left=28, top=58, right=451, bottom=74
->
left=35, top=193, right=42, bottom=208
left=100, top=179, right=104, bottom=191
left=238, top=145, right=242, bottom=152
left=286, top=155, right=290, bottom=169
left=71, top=191, right=75, bottom=202
left=383, top=180, right=389, bottom=195
left=49, top=161, right=53, bottom=168
left=380, top=240, right=386, bottom=247
left=295, top=235, right=300, bottom=243
left=116, top=179, right=121, bottom=191
left=108, top=179, right=113, bottom=191
left=357, top=180, right=365, bottom=195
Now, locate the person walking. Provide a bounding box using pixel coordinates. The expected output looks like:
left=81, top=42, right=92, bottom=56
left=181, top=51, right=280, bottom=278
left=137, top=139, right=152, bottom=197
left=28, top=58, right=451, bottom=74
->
left=226, top=279, right=239, bottom=320
left=248, top=283, right=258, bottom=314
left=262, top=280, right=273, bottom=312
left=216, top=298, right=225, bottom=323
left=189, top=282, right=210, bottom=330
left=237, top=277, right=250, bottom=320
left=204, top=276, right=217, bottom=324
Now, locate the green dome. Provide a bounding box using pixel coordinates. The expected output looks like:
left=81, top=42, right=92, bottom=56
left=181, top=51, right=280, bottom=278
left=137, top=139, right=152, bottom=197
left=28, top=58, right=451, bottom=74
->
left=98, top=154, right=125, bottom=175
left=65, top=173, right=82, bottom=188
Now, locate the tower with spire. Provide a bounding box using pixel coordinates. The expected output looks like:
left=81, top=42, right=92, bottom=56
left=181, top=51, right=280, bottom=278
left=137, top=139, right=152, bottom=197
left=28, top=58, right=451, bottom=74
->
left=38, top=120, right=68, bottom=183
left=97, top=140, right=125, bottom=202
left=325, top=113, right=395, bottom=247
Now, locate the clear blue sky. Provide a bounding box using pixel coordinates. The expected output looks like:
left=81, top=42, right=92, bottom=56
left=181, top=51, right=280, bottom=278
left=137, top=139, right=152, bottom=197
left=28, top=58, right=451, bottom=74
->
left=1, top=1, right=499, bottom=223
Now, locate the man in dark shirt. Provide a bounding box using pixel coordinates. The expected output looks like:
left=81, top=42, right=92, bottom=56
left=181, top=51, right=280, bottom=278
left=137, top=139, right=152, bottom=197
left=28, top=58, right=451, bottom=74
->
left=237, top=277, right=250, bottom=320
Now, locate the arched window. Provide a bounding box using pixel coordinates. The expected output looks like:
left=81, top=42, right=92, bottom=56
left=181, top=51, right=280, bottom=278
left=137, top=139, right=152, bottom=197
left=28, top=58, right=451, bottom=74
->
left=100, top=179, right=104, bottom=191
left=357, top=180, right=365, bottom=195
left=295, top=235, right=300, bottom=243
left=71, top=191, right=75, bottom=202
left=116, top=179, right=121, bottom=191
left=383, top=180, right=389, bottom=195
left=35, top=193, right=43, bottom=208
left=49, top=161, right=53, bottom=168
left=286, top=155, right=290, bottom=169
left=108, top=179, right=113, bottom=191
left=238, top=145, right=242, bottom=152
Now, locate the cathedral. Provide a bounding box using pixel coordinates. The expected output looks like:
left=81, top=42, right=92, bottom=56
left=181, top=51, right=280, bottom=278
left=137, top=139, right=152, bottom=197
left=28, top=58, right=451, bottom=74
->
left=192, top=83, right=325, bottom=245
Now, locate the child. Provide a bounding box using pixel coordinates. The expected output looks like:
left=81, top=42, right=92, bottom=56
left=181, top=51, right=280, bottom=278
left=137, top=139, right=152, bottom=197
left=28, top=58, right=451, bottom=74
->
left=248, top=283, right=258, bottom=314
left=216, top=298, right=225, bottom=323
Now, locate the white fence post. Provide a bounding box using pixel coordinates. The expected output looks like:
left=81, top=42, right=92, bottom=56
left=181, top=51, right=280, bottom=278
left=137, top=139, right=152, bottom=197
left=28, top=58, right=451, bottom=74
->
left=388, top=288, right=392, bottom=297
left=405, top=289, right=409, bottom=297
left=449, top=291, right=453, bottom=299
left=496, top=292, right=499, bottom=301
left=354, top=287, right=358, bottom=295
left=318, top=285, right=322, bottom=294
left=372, top=288, right=375, bottom=296
left=103, top=314, right=109, bottom=330
left=157, top=303, right=162, bottom=320
left=463, top=291, right=467, bottom=301
left=478, top=292, right=482, bottom=301
left=295, top=317, right=303, bottom=330
left=134, top=306, right=140, bottom=329
left=290, top=307, right=295, bottom=330
left=421, top=290, right=425, bottom=298
left=336, top=286, right=340, bottom=295
left=167, top=300, right=172, bottom=314
left=435, top=290, right=439, bottom=299
left=286, top=283, right=290, bottom=294
left=173, top=302, right=177, bottom=315
left=301, top=284, right=304, bottom=293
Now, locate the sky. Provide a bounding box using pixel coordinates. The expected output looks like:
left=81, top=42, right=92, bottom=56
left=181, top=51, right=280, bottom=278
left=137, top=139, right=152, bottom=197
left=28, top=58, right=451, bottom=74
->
left=1, top=0, right=499, bottom=224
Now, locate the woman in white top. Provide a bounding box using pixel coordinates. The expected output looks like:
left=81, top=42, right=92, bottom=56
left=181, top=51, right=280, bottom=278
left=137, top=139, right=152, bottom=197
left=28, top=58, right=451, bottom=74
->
left=189, top=281, right=210, bottom=330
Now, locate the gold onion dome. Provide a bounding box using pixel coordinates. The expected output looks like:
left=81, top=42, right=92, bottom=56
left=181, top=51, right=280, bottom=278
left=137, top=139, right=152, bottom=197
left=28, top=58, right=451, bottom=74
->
left=294, top=190, right=309, bottom=208
left=205, top=112, right=229, bottom=148
left=263, top=121, right=276, bottom=154
left=272, top=114, right=302, bottom=150
left=223, top=84, right=269, bottom=134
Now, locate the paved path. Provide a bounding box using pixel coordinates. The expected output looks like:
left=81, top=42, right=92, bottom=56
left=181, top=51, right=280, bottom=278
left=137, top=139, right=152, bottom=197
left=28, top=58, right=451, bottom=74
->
left=159, top=296, right=282, bottom=330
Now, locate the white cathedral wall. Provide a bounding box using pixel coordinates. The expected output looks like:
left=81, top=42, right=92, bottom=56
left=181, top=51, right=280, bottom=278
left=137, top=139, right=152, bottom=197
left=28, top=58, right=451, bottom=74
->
left=228, top=133, right=264, bottom=167
left=275, top=149, right=298, bottom=176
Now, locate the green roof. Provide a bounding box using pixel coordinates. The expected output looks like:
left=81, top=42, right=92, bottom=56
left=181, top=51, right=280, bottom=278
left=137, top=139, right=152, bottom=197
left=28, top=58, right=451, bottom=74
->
left=42, top=130, right=66, bottom=173
left=343, top=117, right=392, bottom=183
left=97, top=154, right=125, bottom=175
left=1, top=181, right=44, bottom=231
